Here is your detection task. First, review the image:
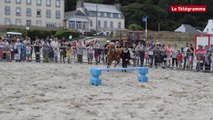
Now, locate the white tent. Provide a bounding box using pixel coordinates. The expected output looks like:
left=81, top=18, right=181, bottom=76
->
left=203, top=19, right=213, bottom=34
left=175, top=24, right=202, bottom=33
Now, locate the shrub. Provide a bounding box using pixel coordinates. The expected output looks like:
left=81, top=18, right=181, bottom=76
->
left=27, top=29, right=52, bottom=40
left=54, top=30, right=80, bottom=40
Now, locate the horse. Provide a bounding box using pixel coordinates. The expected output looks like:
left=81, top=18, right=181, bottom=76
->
left=106, top=43, right=123, bottom=68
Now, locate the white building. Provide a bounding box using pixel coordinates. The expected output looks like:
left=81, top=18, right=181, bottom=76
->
left=65, top=0, right=125, bottom=33
left=0, top=0, right=64, bottom=28
left=203, top=19, right=213, bottom=34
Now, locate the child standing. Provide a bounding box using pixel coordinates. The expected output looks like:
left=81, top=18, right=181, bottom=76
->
left=177, top=50, right=183, bottom=69
left=120, top=47, right=131, bottom=72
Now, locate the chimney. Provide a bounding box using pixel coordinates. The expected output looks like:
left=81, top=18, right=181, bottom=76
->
left=77, top=0, right=84, bottom=8
left=115, top=3, right=121, bottom=10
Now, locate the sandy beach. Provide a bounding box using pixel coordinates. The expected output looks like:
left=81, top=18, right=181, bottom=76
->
left=0, top=62, right=213, bottom=120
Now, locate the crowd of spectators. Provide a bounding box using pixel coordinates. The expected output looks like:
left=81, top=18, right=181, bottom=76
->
left=0, top=36, right=212, bottom=72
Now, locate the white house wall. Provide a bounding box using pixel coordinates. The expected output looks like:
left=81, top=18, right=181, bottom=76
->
left=0, top=0, right=64, bottom=28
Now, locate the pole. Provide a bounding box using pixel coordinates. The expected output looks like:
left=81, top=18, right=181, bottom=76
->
left=96, top=3, right=98, bottom=35
left=145, top=19, right=147, bottom=39
left=158, top=23, right=160, bottom=31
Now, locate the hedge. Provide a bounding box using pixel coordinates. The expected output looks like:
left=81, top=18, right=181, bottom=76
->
left=54, top=30, right=80, bottom=40
left=6, top=28, right=80, bottom=40
left=27, top=29, right=52, bottom=40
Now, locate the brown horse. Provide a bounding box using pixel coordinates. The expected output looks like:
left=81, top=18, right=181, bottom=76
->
left=106, top=43, right=123, bottom=68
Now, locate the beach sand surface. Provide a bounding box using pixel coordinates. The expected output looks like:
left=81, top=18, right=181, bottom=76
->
left=0, top=62, right=213, bottom=120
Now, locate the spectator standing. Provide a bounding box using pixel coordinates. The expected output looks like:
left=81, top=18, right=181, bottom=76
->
left=66, top=44, right=71, bottom=64
left=26, top=43, right=32, bottom=62
left=160, top=44, right=167, bottom=69
left=166, top=44, right=173, bottom=67
left=51, top=38, right=59, bottom=62
left=14, top=39, right=22, bottom=62
left=94, top=41, right=102, bottom=65
left=187, top=44, right=194, bottom=69
left=59, top=41, right=66, bottom=63
left=177, top=50, right=183, bottom=69
left=153, top=44, right=161, bottom=68
left=209, top=44, right=213, bottom=70
left=86, top=42, right=94, bottom=64
left=0, top=37, right=3, bottom=60
left=120, top=46, right=131, bottom=72
left=132, top=43, right=139, bottom=66
left=172, top=44, right=178, bottom=68
left=34, top=40, right=42, bottom=63
left=148, top=43, right=154, bottom=68
left=135, top=42, right=145, bottom=67
left=183, top=43, right=189, bottom=69
left=196, top=45, right=206, bottom=71
left=77, top=41, right=85, bottom=64
left=144, top=43, right=150, bottom=66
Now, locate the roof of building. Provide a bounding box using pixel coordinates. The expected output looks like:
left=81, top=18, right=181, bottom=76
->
left=84, top=2, right=121, bottom=13
left=174, top=24, right=202, bottom=33
left=203, top=19, right=213, bottom=34
left=64, top=10, right=87, bottom=20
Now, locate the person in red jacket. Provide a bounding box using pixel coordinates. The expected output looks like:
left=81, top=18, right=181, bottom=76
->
left=177, top=50, right=183, bottom=69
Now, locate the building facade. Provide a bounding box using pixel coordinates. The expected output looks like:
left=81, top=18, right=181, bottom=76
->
left=0, top=0, right=64, bottom=28
left=65, top=0, right=125, bottom=33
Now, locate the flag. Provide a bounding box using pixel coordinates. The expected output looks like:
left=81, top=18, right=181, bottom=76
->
left=142, top=17, right=147, bottom=23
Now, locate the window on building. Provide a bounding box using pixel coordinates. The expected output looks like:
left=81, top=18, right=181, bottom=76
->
left=16, top=0, right=21, bottom=4
left=101, top=12, right=105, bottom=17
left=110, top=21, right=113, bottom=28
left=83, top=22, right=87, bottom=30
left=46, top=10, right=51, bottom=18
left=118, top=22, right=121, bottom=29
left=90, top=20, right=93, bottom=27
left=56, top=11, right=60, bottom=19
left=5, top=0, right=11, bottom=3
left=113, top=13, right=119, bottom=18
left=26, top=0, right=31, bottom=5
left=26, top=8, right=31, bottom=17
left=37, top=0, right=41, bottom=6
left=207, top=28, right=209, bottom=32
left=69, top=21, right=75, bottom=29
left=36, top=20, right=42, bottom=26
left=46, top=23, right=56, bottom=28
left=107, top=13, right=111, bottom=18
left=16, top=7, right=21, bottom=16
left=98, top=21, right=101, bottom=28
left=26, top=20, right=31, bottom=26
left=89, top=11, right=97, bottom=17
left=5, top=6, right=11, bottom=16
left=15, top=19, right=22, bottom=25
left=46, top=0, right=51, bottom=7
left=104, top=21, right=107, bottom=28
left=76, top=21, right=82, bottom=29
left=37, top=9, right=41, bottom=17
left=56, top=0, right=60, bottom=7
left=4, top=18, right=11, bottom=25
